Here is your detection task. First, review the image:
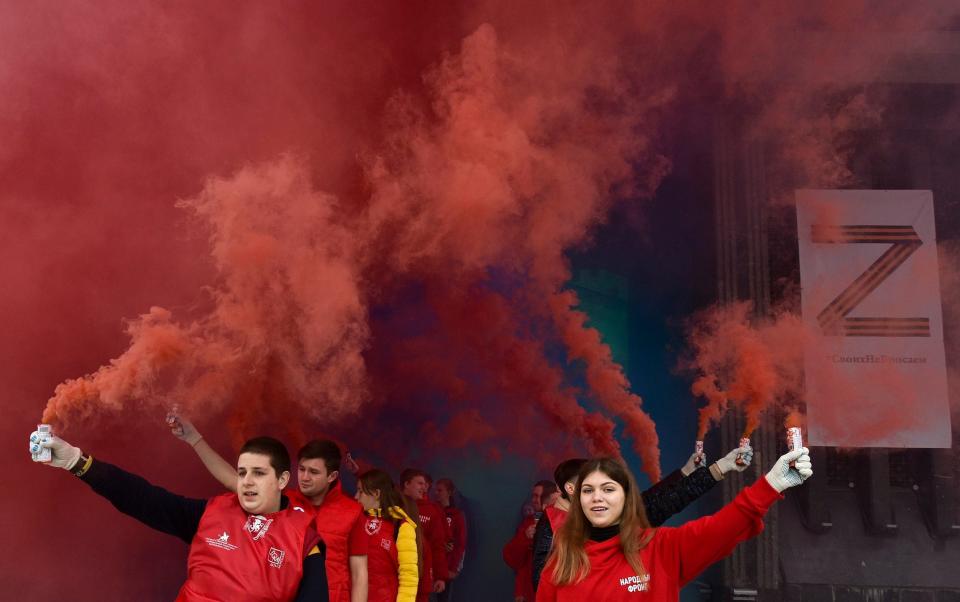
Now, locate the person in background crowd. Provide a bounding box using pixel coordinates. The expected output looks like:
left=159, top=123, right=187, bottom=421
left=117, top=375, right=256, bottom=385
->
left=401, top=468, right=449, bottom=602
left=536, top=449, right=813, bottom=601
left=356, top=469, right=422, bottom=602
left=31, top=430, right=328, bottom=601
left=504, top=480, right=559, bottom=602
left=433, top=478, right=467, bottom=602
left=169, top=415, right=368, bottom=602
left=531, top=444, right=755, bottom=591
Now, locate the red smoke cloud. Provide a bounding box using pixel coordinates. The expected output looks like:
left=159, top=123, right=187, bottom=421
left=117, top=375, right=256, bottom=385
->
left=37, top=9, right=672, bottom=480
left=684, top=302, right=809, bottom=440
left=7, top=1, right=960, bottom=599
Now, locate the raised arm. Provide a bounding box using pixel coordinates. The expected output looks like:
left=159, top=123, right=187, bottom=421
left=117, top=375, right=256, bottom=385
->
left=663, top=447, right=812, bottom=586
left=642, top=444, right=754, bottom=526
left=35, top=434, right=207, bottom=543
left=168, top=412, right=238, bottom=492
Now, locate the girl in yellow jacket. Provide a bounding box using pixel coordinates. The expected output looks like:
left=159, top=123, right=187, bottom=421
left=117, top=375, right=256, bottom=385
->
left=356, top=469, right=422, bottom=602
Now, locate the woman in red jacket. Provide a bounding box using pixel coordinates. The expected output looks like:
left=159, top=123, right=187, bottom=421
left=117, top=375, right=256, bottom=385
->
left=356, top=469, right=423, bottom=602
left=537, top=448, right=812, bottom=601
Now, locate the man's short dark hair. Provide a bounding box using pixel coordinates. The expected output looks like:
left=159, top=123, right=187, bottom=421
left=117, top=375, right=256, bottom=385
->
left=297, top=439, right=342, bottom=474
left=554, top=458, right=588, bottom=499
left=400, top=467, right=427, bottom=485
left=534, top=479, right=557, bottom=494
left=240, top=437, right=291, bottom=477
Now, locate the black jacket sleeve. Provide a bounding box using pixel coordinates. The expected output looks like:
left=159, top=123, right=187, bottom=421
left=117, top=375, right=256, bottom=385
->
left=531, top=514, right=554, bottom=592
left=641, top=466, right=719, bottom=527
left=294, top=542, right=329, bottom=602
left=79, top=458, right=208, bottom=543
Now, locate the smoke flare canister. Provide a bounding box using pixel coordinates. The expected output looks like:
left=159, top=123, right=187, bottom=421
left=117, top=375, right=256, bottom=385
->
left=166, top=404, right=185, bottom=438
left=735, top=437, right=750, bottom=466
left=694, top=440, right=704, bottom=465
left=31, top=424, right=52, bottom=462
left=787, top=426, right=803, bottom=466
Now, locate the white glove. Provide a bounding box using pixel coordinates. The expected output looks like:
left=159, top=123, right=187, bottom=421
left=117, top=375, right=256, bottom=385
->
left=167, top=412, right=203, bottom=446
left=765, top=447, right=813, bottom=493
left=681, top=451, right=707, bottom=476
left=33, top=435, right=82, bottom=470
left=715, top=444, right=753, bottom=475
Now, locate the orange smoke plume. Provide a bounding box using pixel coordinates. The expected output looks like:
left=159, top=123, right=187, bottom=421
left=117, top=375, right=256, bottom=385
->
left=684, top=302, right=809, bottom=440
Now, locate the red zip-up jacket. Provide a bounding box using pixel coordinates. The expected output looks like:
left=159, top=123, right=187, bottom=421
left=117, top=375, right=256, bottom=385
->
left=503, top=516, right=537, bottom=601
left=415, top=498, right=448, bottom=601
left=536, top=478, right=781, bottom=601
left=443, top=506, right=467, bottom=576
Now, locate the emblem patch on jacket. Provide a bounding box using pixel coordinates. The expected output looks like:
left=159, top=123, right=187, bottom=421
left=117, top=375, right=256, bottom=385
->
left=245, top=515, right=273, bottom=541
left=267, top=547, right=285, bottom=569
left=365, top=517, right=382, bottom=535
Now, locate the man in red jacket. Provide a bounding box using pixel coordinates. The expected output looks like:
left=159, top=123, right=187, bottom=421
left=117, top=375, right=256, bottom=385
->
left=287, top=439, right=370, bottom=602
left=503, top=480, right=559, bottom=602
left=401, top=467, right=449, bottom=602
left=33, top=430, right=329, bottom=601
left=169, top=416, right=368, bottom=602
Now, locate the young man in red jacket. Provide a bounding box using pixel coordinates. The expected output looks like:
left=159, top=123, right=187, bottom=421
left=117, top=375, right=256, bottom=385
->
left=169, top=416, right=368, bottom=602
left=32, top=430, right=328, bottom=601
left=287, top=439, right=369, bottom=602
left=503, top=480, right=558, bottom=602
left=401, top=467, right=449, bottom=602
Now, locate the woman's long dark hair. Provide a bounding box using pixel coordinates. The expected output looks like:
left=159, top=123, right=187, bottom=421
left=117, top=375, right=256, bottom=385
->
left=358, top=469, right=424, bottom=577
left=548, top=457, right=653, bottom=586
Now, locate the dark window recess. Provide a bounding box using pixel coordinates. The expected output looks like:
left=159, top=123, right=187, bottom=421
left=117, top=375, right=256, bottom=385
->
left=889, top=450, right=913, bottom=489
left=826, top=447, right=856, bottom=487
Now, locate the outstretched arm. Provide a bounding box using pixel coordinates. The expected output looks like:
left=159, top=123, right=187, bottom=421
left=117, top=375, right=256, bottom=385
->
left=34, top=434, right=207, bottom=543
left=642, top=444, right=754, bottom=526
left=168, top=412, right=238, bottom=492
left=666, top=447, right=812, bottom=586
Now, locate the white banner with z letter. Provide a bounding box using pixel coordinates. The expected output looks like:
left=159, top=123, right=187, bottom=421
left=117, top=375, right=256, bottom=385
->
left=796, top=189, right=951, bottom=448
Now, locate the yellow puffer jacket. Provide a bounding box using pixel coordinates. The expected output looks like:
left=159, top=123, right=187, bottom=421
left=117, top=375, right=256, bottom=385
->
left=365, top=506, right=419, bottom=602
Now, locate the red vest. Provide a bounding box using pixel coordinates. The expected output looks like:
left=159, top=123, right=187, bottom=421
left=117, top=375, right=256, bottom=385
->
left=177, top=493, right=316, bottom=602
left=363, top=514, right=400, bottom=602
left=287, top=484, right=364, bottom=602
